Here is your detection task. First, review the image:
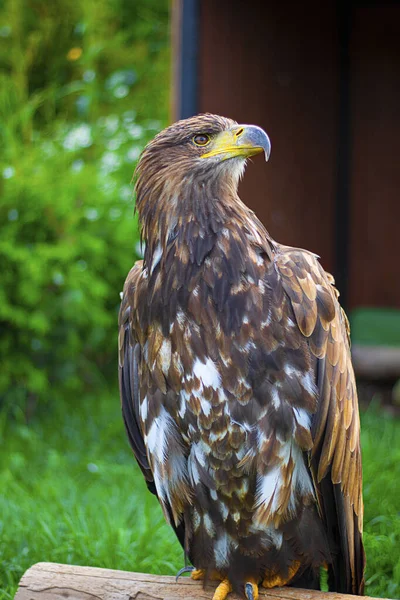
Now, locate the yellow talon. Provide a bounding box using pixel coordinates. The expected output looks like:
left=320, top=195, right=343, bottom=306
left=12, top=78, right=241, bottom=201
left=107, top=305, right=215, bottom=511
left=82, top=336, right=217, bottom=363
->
left=191, top=568, right=206, bottom=580
left=212, top=578, right=232, bottom=600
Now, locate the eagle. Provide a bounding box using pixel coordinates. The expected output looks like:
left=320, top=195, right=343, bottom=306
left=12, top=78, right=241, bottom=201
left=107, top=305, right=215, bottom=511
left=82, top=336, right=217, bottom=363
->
left=118, top=114, right=365, bottom=600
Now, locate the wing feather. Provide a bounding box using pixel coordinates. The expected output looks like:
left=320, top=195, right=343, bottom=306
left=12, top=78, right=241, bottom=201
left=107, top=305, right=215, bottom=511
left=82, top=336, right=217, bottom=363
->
left=118, top=262, right=186, bottom=549
left=118, top=263, right=154, bottom=486
left=276, top=248, right=365, bottom=595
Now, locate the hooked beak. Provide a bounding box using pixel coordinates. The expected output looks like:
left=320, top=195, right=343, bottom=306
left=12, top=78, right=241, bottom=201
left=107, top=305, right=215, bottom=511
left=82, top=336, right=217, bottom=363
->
left=200, top=124, right=271, bottom=162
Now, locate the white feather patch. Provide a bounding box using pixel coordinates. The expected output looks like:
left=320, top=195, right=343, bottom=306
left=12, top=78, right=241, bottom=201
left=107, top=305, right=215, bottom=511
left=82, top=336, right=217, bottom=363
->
left=219, top=501, right=229, bottom=520
left=199, top=397, right=212, bottom=417
left=140, top=396, right=148, bottom=421
left=152, top=465, right=166, bottom=503
left=255, top=465, right=281, bottom=514
left=193, top=357, right=221, bottom=389
left=302, top=371, right=317, bottom=396
left=178, top=389, right=189, bottom=419
left=286, top=316, right=296, bottom=328
left=283, top=364, right=299, bottom=377
left=192, top=442, right=207, bottom=466
left=145, top=405, right=172, bottom=463
left=210, top=489, right=218, bottom=501
left=293, top=406, right=311, bottom=430
left=204, top=513, right=215, bottom=537
left=188, top=442, right=208, bottom=486
left=270, top=387, right=281, bottom=409
left=150, top=243, right=162, bottom=275
left=192, top=508, right=201, bottom=530
left=189, top=460, right=200, bottom=485
left=254, top=439, right=315, bottom=523
left=214, top=532, right=231, bottom=567
left=260, top=311, right=272, bottom=328
left=159, top=338, right=171, bottom=375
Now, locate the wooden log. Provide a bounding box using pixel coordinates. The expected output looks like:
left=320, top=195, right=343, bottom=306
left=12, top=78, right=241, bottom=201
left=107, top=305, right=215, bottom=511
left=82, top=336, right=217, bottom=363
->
left=352, top=344, right=400, bottom=380
left=15, top=562, right=385, bottom=600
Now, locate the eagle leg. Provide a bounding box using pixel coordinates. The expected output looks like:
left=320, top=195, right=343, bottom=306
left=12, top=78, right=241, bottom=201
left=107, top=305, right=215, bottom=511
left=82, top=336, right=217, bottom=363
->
left=262, top=561, right=301, bottom=589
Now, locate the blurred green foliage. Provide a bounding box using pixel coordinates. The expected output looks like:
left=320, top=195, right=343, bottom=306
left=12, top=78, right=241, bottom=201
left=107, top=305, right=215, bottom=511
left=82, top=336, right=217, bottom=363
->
left=0, top=0, right=170, bottom=415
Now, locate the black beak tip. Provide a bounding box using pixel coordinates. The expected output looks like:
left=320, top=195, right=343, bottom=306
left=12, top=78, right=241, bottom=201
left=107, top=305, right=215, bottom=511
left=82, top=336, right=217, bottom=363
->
left=264, top=140, right=271, bottom=161
left=261, top=130, right=271, bottom=161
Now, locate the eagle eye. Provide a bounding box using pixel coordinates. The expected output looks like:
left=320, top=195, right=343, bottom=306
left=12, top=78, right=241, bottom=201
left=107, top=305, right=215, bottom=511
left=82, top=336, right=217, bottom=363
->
left=193, top=133, right=211, bottom=146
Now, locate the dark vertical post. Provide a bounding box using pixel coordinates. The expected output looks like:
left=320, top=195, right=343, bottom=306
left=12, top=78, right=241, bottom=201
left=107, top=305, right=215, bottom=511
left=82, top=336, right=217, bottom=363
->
left=178, top=0, right=199, bottom=119
left=335, top=2, right=352, bottom=308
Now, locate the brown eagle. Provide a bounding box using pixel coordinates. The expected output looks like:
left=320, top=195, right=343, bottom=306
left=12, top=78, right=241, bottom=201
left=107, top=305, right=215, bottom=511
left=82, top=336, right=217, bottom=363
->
left=118, top=114, right=365, bottom=600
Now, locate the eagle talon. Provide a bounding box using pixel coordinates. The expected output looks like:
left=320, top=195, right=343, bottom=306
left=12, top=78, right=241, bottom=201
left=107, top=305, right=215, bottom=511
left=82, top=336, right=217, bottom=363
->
left=175, top=565, right=195, bottom=582
left=245, top=582, right=259, bottom=600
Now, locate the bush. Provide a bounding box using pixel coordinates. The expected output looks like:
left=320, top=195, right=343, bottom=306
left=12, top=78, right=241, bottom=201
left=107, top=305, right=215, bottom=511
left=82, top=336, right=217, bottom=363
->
left=0, top=0, right=170, bottom=415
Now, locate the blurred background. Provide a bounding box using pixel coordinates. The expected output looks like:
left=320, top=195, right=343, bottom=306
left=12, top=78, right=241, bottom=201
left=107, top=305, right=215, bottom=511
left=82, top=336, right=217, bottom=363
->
left=0, top=1, right=399, bottom=599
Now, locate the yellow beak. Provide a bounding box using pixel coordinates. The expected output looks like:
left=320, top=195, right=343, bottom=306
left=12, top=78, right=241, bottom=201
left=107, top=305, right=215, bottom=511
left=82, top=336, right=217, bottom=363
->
left=200, top=125, right=271, bottom=161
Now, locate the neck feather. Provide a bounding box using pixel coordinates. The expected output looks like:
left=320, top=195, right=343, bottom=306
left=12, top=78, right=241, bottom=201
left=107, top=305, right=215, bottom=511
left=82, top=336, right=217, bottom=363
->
left=135, top=167, right=274, bottom=271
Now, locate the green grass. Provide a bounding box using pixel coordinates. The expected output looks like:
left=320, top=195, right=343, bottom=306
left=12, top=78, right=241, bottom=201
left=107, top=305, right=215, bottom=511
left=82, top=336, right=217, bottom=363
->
left=0, top=392, right=182, bottom=599
left=360, top=405, right=400, bottom=597
left=0, top=395, right=399, bottom=599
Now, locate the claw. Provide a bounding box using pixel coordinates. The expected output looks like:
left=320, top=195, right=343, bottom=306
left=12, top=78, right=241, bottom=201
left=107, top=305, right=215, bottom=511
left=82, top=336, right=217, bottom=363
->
left=212, top=578, right=232, bottom=600
left=175, top=565, right=194, bottom=582
left=245, top=582, right=259, bottom=600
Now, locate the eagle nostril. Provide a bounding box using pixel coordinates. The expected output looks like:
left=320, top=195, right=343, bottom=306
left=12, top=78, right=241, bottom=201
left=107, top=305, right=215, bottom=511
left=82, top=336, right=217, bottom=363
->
left=235, top=128, right=244, bottom=138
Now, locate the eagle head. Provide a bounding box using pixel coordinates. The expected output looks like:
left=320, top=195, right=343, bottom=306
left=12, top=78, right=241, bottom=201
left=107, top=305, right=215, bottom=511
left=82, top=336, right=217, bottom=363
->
left=135, top=114, right=271, bottom=249
left=136, top=113, right=270, bottom=193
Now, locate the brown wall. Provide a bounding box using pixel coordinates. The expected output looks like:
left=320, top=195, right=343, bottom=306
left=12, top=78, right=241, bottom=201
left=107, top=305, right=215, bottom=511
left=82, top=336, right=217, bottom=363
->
left=198, top=1, right=339, bottom=275
left=349, top=4, right=400, bottom=308
left=173, top=0, right=400, bottom=308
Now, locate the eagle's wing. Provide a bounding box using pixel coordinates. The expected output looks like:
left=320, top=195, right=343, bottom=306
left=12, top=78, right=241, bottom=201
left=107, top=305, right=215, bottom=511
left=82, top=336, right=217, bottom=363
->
left=276, top=248, right=365, bottom=595
left=118, top=263, right=154, bottom=487
left=118, top=262, right=186, bottom=549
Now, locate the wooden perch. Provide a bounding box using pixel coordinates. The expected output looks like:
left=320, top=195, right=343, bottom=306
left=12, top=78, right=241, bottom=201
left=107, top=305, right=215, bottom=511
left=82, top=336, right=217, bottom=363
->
left=15, top=562, right=385, bottom=600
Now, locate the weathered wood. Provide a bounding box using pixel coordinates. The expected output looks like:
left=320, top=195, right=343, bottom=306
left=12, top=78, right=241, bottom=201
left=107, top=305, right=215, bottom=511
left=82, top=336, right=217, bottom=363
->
left=15, top=562, right=385, bottom=600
